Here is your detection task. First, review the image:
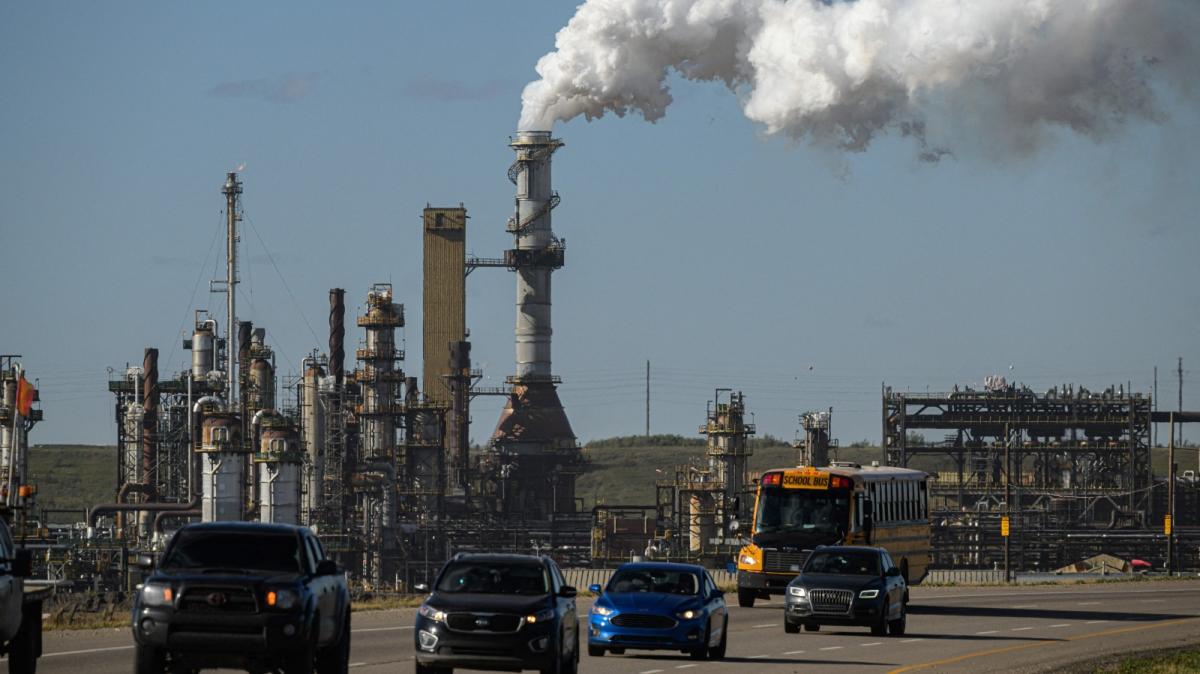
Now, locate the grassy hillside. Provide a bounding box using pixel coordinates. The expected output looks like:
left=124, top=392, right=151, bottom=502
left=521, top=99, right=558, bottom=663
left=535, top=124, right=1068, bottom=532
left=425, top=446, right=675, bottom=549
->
left=27, top=445, right=115, bottom=523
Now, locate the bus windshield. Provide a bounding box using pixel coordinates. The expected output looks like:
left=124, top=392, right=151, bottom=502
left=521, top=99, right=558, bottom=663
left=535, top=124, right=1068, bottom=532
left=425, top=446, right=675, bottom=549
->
left=754, top=487, right=850, bottom=536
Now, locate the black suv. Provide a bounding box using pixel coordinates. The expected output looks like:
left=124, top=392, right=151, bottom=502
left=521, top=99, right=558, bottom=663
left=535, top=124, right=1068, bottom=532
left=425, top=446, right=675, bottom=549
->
left=132, top=522, right=351, bottom=674
left=783, top=546, right=907, bottom=636
left=414, top=553, right=579, bottom=674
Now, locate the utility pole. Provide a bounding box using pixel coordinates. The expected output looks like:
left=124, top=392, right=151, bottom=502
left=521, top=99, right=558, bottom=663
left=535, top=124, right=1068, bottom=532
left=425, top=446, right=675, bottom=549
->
left=1167, top=414, right=1175, bottom=576
left=645, top=360, right=650, bottom=438
left=1177, top=357, right=1184, bottom=447
left=1153, top=366, right=1158, bottom=447
left=1004, top=422, right=1011, bottom=583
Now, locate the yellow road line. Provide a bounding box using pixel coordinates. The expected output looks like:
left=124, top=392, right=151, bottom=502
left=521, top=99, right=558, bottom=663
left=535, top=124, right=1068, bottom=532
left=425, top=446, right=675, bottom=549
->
left=887, top=616, right=1200, bottom=673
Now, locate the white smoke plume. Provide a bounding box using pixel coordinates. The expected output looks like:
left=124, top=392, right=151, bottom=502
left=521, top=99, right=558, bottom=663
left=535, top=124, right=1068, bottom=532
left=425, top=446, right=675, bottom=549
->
left=519, top=0, right=1199, bottom=158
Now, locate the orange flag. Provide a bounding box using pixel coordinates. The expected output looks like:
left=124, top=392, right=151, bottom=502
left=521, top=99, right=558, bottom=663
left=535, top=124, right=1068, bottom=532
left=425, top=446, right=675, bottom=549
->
left=15, top=375, right=35, bottom=417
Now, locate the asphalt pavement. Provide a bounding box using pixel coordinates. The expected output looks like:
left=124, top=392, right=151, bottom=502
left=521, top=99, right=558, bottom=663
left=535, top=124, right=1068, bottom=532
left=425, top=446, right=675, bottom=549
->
left=27, top=580, right=1200, bottom=673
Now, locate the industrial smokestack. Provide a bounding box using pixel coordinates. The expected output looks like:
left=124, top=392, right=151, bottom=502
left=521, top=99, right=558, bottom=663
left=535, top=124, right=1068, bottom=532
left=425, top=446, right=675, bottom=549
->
left=141, top=348, right=158, bottom=500
left=329, top=288, right=345, bottom=388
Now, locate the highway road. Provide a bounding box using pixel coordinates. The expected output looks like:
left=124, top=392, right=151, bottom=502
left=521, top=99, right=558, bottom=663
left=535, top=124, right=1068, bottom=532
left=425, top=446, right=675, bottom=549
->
left=25, top=580, right=1200, bottom=673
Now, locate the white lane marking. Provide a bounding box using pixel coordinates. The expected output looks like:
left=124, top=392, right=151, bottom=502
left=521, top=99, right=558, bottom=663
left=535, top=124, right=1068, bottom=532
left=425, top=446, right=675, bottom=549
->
left=41, top=645, right=135, bottom=659
left=819, top=646, right=844, bottom=651
left=675, top=666, right=698, bottom=670
left=861, top=642, right=883, bottom=647
left=749, top=654, right=769, bottom=659
left=901, top=638, right=924, bottom=643
left=784, top=650, right=806, bottom=655
left=349, top=663, right=366, bottom=668
left=640, top=669, right=664, bottom=674
left=1050, top=624, right=1071, bottom=628
left=1011, top=627, right=1034, bottom=631
left=753, top=623, right=779, bottom=628
left=1077, top=601, right=1101, bottom=606
left=975, top=630, right=998, bottom=635
left=1086, top=620, right=1109, bottom=624
left=353, top=625, right=413, bottom=633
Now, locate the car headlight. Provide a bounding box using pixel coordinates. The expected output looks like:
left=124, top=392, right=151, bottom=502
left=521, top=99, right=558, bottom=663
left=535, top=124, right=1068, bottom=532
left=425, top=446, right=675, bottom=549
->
left=266, top=588, right=299, bottom=610
left=418, top=604, right=447, bottom=622
left=675, top=608, right=699, bottom=620
left=787, top=586, right=806, bottom=598
left=591, top=605, right=614, bottom=617
left=858, top=589, right=879, bottom=599
left=739, top=553, right=760, bottom=567
left=140, top=582, right=174, bottom=607
left=525, top=608, right=556, bottom=624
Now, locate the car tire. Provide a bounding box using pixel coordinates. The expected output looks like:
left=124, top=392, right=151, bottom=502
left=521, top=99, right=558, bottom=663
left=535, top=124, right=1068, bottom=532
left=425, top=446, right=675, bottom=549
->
left=708, top=617, right=727, bottom=660
left=888, top=602, right=907, bottom=636
left=871, top=603, right=889, bottom=636
left=134, top=644, right=166, bottom=674
left=317, top=612, right=351, bottom=674
left=9, top=605, right=40, bottom=674
left=690, top=622, right=711, bottom=660
left=784, top=620, right=800, bottom=634
left=737, top=587, right=756, bottom=608
left=609, top=648, right=625, bottom=655
left=587, top=644, right=605, bottom=657
left=803, top=624, right=820, bottom=632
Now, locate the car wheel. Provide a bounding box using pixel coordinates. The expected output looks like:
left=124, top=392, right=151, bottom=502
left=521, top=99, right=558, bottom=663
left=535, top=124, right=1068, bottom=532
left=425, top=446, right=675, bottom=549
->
left=134, top=644, right=166, bottom=674
left=317, top=611, right=351, bottom=674
left=737, top=587, right=756, bottom=608
left=9, top=606, right=40, bottom=674
left=871, top=602, right=889, bottom=636
left=803, top=624, right=820, bottom=632
left=708, top=617, right=727, bottom=660
left=609, top=648, right=625, bottom=655
left=690, top=621, right=711, bottom=660
left=888, top=602, right=907, bottom=636
left=784, top=620, right=800, bottom=634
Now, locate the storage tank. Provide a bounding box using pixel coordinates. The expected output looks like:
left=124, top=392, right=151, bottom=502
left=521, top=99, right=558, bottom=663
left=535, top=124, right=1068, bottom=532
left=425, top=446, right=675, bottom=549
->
left=198, top=412, right=245, bottom=521
left=255, top=420, right=302, bottom=524
left=249, top=358, right=275, bottom=410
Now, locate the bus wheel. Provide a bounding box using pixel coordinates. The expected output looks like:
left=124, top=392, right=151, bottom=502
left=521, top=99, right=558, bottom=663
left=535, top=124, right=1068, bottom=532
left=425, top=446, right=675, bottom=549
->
left=737, top=587, right=756, bottom=608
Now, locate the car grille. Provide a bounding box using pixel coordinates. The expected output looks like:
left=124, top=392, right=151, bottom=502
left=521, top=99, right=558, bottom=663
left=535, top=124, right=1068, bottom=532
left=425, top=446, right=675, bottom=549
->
left=610, top=614, right=677, bottom=629
left=446, top=612, right=523, bottom=633
left=809, top=589, right=853, bottom=615
left=178, top=586, right=257, bottom=614
left=763, top=549, right=810, bottom=573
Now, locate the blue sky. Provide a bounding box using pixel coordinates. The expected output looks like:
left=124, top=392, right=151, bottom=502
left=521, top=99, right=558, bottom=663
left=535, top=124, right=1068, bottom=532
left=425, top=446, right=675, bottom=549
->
left=2, top=2, right=1198, bottom=448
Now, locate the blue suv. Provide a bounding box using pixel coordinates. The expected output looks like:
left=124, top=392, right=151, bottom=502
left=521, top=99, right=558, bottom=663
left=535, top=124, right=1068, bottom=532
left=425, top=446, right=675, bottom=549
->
left=587, top=562, right=727, bottom=660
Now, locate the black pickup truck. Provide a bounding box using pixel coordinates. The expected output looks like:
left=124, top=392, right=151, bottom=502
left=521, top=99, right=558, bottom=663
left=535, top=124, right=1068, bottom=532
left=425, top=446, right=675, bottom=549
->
left=132, top=522, right=351, bottom=674
left=0, top=516, right=44, bottom=674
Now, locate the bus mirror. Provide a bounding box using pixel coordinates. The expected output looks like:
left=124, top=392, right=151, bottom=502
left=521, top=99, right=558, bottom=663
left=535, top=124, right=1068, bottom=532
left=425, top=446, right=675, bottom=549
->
left=862, top=499, right=873, bottom=517
left=729, top=519, right=741, bottom=534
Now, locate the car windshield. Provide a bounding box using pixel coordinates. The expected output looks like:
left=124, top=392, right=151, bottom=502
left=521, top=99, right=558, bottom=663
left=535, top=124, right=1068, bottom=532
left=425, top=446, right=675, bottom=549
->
left=436, top=561, right=549, bottom=595
left=804, top=550, right=881, bottom=576
left=754, top=487, right=850, bottom=536
left=160, top=530, right=302, bottom=573
left=607, top=568, right=699, bottom=595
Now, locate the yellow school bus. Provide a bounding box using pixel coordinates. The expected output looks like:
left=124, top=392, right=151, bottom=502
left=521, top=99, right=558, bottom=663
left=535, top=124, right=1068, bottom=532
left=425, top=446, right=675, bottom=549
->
left=734, top=462, right=930, bottom=607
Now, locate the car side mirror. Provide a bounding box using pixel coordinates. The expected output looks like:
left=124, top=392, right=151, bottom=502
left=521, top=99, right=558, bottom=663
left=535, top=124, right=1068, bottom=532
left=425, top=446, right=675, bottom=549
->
left=414, top=582, right=430, bottom=593
left=11, top=550, right=32, bottom=578
left=886, top=567, right=901, bottom=578
left=136, top=553, right=155, bottom=570
left=588, top=584, right=602, bottom=594
left=316, top=560, right=339, bottom=576
left=712, top=589, right=725, bottom=599
left=559, top=585, right=577, bottom=598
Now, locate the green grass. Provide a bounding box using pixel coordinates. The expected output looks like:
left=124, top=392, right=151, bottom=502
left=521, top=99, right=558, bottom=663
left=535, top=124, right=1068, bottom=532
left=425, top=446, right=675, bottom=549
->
left=26, top=445, right=115, bottom=524
left=1093, top=647, right=1200, bottom=673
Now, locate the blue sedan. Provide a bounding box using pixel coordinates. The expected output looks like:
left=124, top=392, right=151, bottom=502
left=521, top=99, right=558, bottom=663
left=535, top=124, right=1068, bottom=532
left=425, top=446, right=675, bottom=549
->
left=587, top=562, right=728, bottom=660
